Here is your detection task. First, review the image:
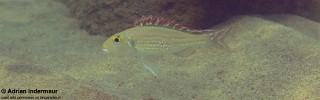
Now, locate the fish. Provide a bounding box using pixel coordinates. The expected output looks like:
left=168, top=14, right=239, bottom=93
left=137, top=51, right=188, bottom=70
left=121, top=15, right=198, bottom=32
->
left=102, top=16, right=231, bottom=77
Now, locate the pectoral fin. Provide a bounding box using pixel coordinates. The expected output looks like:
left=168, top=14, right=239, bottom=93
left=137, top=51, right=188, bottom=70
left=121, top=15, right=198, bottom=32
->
left=140, top=56, right=160, bottom=77
left=173, top=48, right=195, bottom=57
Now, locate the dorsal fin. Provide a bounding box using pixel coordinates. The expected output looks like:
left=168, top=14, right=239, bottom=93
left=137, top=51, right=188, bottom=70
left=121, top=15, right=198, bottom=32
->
left=134, top=16, right=212, bottom=33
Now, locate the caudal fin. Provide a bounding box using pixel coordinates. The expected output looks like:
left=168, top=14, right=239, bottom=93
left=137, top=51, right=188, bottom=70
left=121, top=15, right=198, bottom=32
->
left=206, top=27, right=231, bottom=52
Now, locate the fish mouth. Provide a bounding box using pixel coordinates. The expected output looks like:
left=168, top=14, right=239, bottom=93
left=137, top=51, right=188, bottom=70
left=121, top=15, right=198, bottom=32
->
left=101, top=48, right=109, bottom=52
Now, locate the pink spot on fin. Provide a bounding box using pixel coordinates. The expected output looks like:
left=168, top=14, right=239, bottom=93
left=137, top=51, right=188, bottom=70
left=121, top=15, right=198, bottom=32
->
left=134, top=15, right=209, bottom=33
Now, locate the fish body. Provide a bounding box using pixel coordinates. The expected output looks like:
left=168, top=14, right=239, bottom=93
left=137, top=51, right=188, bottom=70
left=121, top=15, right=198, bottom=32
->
left=120, top=26, right=208, bottom=56
left=102, top=16, right=230, bottom=76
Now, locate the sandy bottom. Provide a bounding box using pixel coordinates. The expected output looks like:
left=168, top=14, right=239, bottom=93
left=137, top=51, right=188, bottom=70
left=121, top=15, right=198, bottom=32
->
left=0, top=0, right=320, bottom=100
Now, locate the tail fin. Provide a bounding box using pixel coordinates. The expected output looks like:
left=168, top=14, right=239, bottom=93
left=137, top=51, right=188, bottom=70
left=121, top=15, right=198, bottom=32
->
left=206, top=27, right=231, bottom=52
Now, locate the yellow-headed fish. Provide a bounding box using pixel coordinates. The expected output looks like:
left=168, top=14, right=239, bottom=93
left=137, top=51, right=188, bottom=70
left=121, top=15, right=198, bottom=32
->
left=102, top=16, right=231, bottom=77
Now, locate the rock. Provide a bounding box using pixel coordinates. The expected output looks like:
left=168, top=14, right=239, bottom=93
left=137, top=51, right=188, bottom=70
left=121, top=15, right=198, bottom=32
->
left=57, top=0, right=207, bottom=36
left=57, top=0, right=320, bottom=36
left=262, top=14, right=320, bottom=41
left=0, top=1, right=118, bottom=99
left=1, top=0, right=320, bottom=99
left=202, top=15, right=320, bottom=99
left=295, top=0, right=320, bottom=22
left=68, top=15, right=320, bottom=99
left=0, top=56, right=118, bottom=100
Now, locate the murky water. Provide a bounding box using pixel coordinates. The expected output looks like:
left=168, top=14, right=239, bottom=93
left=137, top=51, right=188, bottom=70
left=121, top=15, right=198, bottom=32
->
left=0, top=0, right=320, bottom=100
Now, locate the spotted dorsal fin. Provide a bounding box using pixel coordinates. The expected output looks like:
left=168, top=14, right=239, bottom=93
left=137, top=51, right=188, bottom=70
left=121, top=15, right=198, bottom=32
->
left=134, top=16, right=212, bottom=33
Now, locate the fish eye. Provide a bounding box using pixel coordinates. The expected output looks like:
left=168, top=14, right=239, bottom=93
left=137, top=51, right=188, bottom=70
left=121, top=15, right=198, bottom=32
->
left=114, top=38, right=120, bottom=43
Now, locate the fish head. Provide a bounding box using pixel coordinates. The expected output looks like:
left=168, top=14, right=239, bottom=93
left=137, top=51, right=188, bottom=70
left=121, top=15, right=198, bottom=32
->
left=102, top=32, right=137, bottom=56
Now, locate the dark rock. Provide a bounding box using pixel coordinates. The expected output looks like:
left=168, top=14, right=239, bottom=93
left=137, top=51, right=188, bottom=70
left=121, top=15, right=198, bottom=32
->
left=57, top=0, right=320, bottom=36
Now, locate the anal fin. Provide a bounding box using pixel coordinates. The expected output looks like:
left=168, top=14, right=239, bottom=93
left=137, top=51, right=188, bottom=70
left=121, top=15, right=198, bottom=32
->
left=173, top=48, right=195, bottom=57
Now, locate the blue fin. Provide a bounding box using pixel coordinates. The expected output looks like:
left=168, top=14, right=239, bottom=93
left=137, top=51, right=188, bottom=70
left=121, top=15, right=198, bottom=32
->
left=140, top=56, right=159, bottom=77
